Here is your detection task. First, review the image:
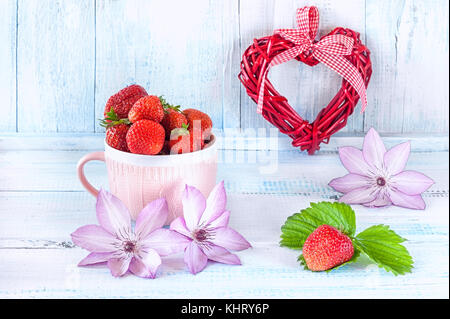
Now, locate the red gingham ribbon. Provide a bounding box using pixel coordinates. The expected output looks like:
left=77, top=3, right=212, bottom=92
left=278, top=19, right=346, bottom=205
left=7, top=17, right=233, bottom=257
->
left=257, top=6, right=368, bottom=114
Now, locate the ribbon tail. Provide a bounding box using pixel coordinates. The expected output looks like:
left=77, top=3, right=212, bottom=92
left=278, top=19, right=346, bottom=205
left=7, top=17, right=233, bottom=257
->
left=256, top=46, right=303, bottom=114
left=314, top=50, right=367, bottom=112
left=257, top=69, right=268, bottom=114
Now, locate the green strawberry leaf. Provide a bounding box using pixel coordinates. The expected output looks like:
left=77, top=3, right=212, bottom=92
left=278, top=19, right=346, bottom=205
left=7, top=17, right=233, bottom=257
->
left=353, top=225, right=413, bottom=276
left=280, top=201, right=356, bottom=249
left=99, top=107, right=130, bottom=128
left=297, top=255, right=309, bottom=270
left=159, top=96, right=181, bottom=112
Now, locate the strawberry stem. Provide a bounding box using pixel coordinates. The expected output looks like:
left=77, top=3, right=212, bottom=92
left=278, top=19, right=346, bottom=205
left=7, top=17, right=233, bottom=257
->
left=159, top=96, right=182, bottom=113
left=99, top=107, right=131, bottom=128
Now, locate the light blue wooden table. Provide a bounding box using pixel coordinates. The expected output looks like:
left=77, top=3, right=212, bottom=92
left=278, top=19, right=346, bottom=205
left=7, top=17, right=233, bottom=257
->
left=0, top=135, right=448, bottom=298
left=0, top=0, right=448, bottom=299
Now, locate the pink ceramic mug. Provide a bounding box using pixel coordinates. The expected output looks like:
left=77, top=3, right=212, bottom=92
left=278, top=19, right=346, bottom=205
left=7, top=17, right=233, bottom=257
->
left=77, top=135, right=218, bottom=223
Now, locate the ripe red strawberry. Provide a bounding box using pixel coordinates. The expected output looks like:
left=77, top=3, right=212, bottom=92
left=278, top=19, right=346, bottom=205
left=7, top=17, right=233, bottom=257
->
left=161, top=108, right=188, bottom=137
left=128, top=95, right=165, bottom=123
left=126, top=120, right=165, bottom=155
left=183, top=108, right=213, bottom=140
left=168, top=124, right=204, bottom=154
left=100, top=108, right=131, bottom=152
left=105, top=124, right=130, bottom=152
left=302, top=225, right=354, bottom=271
left=104, top=84, right=148, bottom=119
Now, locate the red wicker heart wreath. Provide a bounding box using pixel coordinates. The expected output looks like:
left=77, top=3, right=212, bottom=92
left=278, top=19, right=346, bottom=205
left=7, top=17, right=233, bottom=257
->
left=239, top=6, right=372, bottom=154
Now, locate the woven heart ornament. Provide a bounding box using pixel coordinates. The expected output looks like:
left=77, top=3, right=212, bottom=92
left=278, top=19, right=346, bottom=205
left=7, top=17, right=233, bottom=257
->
left=239, top=6, right=372, bottom=154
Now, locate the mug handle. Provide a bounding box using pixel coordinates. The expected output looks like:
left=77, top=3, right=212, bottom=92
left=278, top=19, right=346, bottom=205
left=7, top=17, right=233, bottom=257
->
left=77, top=151, right=105, bottom=197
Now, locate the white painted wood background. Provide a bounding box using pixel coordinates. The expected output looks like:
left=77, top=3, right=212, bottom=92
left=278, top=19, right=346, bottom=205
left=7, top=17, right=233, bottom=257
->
left=0, top=0, right=448, bottom=135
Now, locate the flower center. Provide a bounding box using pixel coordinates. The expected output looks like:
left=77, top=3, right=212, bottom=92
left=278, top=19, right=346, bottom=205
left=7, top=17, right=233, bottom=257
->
left=123, top=241, right=135, bottom=253
left=376, top=177, right=386, bottom=187
left=194, top=229, right=208, bottom=242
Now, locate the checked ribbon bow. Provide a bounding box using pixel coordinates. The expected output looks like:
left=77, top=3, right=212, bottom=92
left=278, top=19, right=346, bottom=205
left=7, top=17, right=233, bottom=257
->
left=257, top=6, right=368, bottom=114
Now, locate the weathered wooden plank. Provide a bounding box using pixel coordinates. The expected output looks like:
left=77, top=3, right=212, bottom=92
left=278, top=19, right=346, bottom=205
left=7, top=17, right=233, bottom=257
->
left=222, top=0, right=241, bottom=129
left=96, top=0, right=226, bottom=131
left=397, top=0, right=449, bottom=133
left=0, top=133, right=448, bottom=152
left=0, top=150, right=109, bottom=192
left=0, top=0, right=17, bottom=132
left=135, top=0, right=225, bottom=130
left=0, top=240, right=447, bottom=299
left=17, top=0, right=95, bottom=133
left=0, top=191, right=448, bottom=241
left=365, top=0, right=449, bottom=133
left=0, top=150, right=447, bottom=198
left=239, top=0, right=366, bottom=134
left=0, top=192, right=97, bottom=240
left=239, top=0, right=278, bottom=131
left=94, top=0, right=138, bottom=132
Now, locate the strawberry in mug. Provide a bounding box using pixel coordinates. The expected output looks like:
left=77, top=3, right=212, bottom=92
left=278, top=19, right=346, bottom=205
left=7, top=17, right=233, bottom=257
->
left=78, top=84, right=218, bottom=223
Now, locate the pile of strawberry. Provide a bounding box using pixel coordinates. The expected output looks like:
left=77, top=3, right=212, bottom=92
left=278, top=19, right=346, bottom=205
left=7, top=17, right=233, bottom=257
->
left=100, top=84, right=213, bottom=155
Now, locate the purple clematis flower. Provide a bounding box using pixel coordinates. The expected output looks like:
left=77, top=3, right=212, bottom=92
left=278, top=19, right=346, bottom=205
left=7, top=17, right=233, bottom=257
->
left=170, top=181, right=251, bottom=274
left=71, top=189, right=189, bottom=278
left=329, top=128, right=434, bottom=210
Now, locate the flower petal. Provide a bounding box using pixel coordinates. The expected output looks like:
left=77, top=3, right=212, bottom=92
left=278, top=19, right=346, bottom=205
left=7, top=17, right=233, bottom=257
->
left=338, top=146, right=372, bottom=175
left=184, top=242, right=208, bottom=274
left=199, top=181, right=227, bottom=226
left=96, top=189, right=131, bottom=236
left=211, top=227, right=251, bottom=251
left=329, top=173, right=371, bottom=194
left=170, top=217, right=192, bottom=238
left=182, top=185, right=206, bottom=231
left=209, top=210, right=230, bottom=229
left=203, top=244, right=241, bottom=265
left=135, top=198, right=168, bottom=240
left=142, top=228, right=191, bottom=257
left=363, top=128, right=386, bottom=170
left=71, top=225, right=117, bottom=252
left=388, top=191, right=426, bottom=210
left=107, top=257, right=131, bottom=277
left=129, top=249, right=161, bottom=279
left=384, top=142, right=411, bottom=175
left=390, top=170, right=435, bottom=195
left=363, top=195, right=392, bottom=208
left=78, top=252, right=113, bottom=266
left=338, top=187, right=378, bottom=205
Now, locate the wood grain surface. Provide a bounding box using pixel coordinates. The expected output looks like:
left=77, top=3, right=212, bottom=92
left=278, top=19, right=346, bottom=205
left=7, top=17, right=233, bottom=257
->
left=0, top=0, right=448, bottom=134
left=0, top=147, right=448, bottom=298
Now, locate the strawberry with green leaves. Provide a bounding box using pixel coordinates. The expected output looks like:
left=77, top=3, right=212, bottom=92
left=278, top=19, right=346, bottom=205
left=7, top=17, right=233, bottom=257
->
left=100, top=108, right=131, bottom=152
left=281, top=202, right=413, bottom=275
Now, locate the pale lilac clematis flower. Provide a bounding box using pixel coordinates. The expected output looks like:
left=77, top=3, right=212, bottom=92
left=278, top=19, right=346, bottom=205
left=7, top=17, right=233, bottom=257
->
left=329, top=128, right=434, bottom=210
left=71, top=189, right=189, bottom=278
left=170, top=181, right=251, bottom=274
